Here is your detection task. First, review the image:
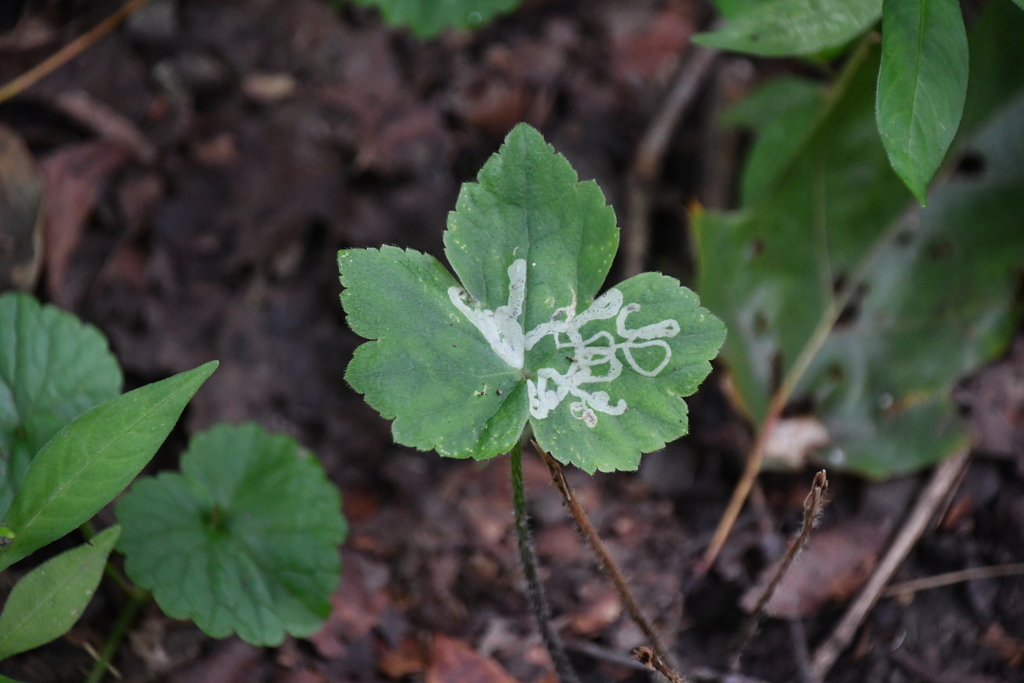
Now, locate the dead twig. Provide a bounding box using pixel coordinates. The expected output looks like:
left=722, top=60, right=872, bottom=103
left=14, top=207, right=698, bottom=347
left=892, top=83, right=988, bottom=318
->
left=0, top=0, right=151, bottom=105
left=883, top=562, right=1024, bottom=597
left=623, top=44, right=718, bottom=278
left=809, top=447, right=971, bottom=679
left=635, top=646, right=687, bottom=683
left=532, top=441, right=680, bottom=677
left=729, top=471, right=829, bottom=671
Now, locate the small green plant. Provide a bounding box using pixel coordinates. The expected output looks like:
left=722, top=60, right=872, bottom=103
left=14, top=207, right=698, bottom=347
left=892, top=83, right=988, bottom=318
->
left=0, top=292, right=346, bottom=678
left=344, top=0, right=521, bottom=37
left=339, top=123, right=725, bottom=679
left=116, top=423, right=347, bottom=646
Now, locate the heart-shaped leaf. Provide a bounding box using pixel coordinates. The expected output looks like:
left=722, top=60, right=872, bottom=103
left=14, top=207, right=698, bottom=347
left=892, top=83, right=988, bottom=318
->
left=0, top=293, right=121, bottom=517
left=0, top=525, right=119, bottom=660
left=352, top=0, right=520, bottom=37
left=116, top=423, right=347, bottom=646
left=340, top=123, right=725, bottom=473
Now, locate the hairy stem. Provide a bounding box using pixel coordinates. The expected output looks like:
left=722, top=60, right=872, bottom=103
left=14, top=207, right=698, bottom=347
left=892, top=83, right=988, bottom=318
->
left=533, top=441, right=682, bottom=675
left=510, top=442, right=580, bottom=683
left=85, top=592, right=147, bottom=683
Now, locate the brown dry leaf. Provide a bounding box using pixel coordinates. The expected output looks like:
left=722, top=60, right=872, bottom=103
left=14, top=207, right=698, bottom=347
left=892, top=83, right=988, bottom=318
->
left=0, top=124, right=44, bottom=291
left=763, top=416, right=831, bottom=470
left=740, top=519, right=890, bottom=619
left=378, top=636, right=428, bottom=679
left=535, top=523, right=584, bottom=563
left=569, top=590, right=623, bottom=636
left=39, top=141, right=131, bottom=305
left=54, top=91, right=157, bottom=163
left=309, top=551, right=393, bottom=659
left=167, top=638, right=262, bottom=683
left=426, top=634, right=521, bottom=683
left=608, top=6, right=695, bottom=85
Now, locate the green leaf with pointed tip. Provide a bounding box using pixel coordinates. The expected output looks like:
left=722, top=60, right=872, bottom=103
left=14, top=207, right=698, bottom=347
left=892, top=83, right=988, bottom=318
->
left=695, top=17, right=1024, bottom=478
left=691, top=0, right=881, bottom=56
left=0, top=526, right=119, bottom=660
left=342, top=123, right=725, bottom=473
left=352, top=0, right=520, bottom=37
left=876, top=0, right=968, bottom=203
left=0, top=293, right=121, bottom=518
left=0, top=362, right=218, bottom=572
left=116, top=424, right=347, bottom=647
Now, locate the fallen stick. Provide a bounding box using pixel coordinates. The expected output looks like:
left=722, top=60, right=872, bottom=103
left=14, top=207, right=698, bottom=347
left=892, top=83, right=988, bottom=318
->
left=809, top=447, right=971, bottom=679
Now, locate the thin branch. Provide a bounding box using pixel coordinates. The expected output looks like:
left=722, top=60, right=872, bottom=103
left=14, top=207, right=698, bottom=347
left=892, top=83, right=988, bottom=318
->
left=623, top=44, right=718, bottom=278
left=510, top=442, right=580, bottom=683
left=635, top=646, right=688, bottom=683
left=883, top=562, right=1024, bottom=598
left=533, top=441, right=680, bottom=676
left=730, top=471, right=829, bottom=671
left=810, top=447, right=971, bottom=680
left=0, top=0, right=152, bottom=105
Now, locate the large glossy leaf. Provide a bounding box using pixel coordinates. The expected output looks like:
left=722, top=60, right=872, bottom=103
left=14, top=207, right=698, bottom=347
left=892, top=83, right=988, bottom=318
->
left=0, top=293, right=121, bottom=517
left=352, top=0, right=520, bottom=37
left=692, top=0, right=881, bottom=56
left=341, top=124, right=725, bottom=473
left=876, top=0, right=968, bottom=203
left=0, top=362, right=218, bottom=571
left=695, top=13, right=1024, bottom=478
left=0, top=526, right=119, bottom=660
left=116, top=424, right=347, bottom=646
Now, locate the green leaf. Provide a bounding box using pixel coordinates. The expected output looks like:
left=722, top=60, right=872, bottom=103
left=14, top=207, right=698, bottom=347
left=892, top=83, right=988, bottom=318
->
left=0, top=525, right=119, bottom=660
left=341, top=123, right=726, bottom=473
left=0, top=293, right=121, bottom=518
left=876, top=0, right=968, bottom=203
left=958, top=0, right=1024, bottom=137
left=712, top=0, right=774, bottom=20
left=116, top=424, right=347, bottom=646
left=0, top=362, right=218, bottom=572
left=692, top=0, right=881, bottom=56
left=722, top=77, right=825, bottom=206
left=1014, top=0, right=1024, bottom=10
left=695, top=32, right=1024, bottom=477
left=352, top=0, right=520, bottom=37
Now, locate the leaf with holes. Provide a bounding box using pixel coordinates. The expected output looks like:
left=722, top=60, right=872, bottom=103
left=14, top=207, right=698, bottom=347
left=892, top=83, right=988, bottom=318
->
left=351, top=0, right=520, bottom=36
left=116, top=424, right=347, bottom=646
left=691, top=0, right=881, bottom=56
left=0, top=293, right=121, bottom=518
left=694, top=14, right=1024, bottom=478
left=0, top=526, right=119, bottom=660
left=341, top=123, right=725, bottom=473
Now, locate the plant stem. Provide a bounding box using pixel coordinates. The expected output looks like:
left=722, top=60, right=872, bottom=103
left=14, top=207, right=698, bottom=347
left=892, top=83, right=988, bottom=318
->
left=0, top=0, right=152, bottom=105
left=533, top=441, right=681, bottom=673
left=510, top=441, right=580, bottom=683
left=85, top=592, right=147, bottom=683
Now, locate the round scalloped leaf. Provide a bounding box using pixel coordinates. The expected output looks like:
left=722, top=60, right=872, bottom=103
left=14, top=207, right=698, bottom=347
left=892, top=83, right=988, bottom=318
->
left=352, top=0, right=520, bottom=37
left=116, top=424, right=347, bottom=646
left=0, top=293, right=121, bottom=517
left=341, top=123, right=726, bottom=472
